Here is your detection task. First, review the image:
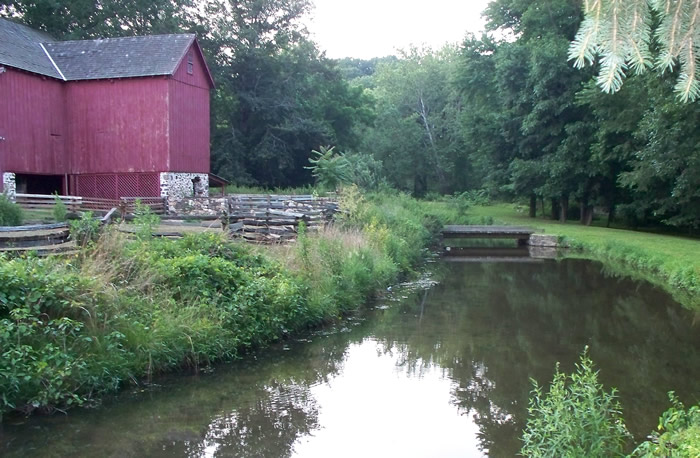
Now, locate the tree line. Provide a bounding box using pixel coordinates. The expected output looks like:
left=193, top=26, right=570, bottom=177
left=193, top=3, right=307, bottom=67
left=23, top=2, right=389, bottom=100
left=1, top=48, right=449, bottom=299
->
left=2, top=0, right=699, bottom=231
left=354, top=0, right=700, bottom=231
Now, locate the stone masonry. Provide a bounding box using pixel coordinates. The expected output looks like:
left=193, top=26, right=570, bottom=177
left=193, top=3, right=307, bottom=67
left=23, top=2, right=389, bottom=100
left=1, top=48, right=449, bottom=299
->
left=160, top=172, right=209, bottom=199
left=2, top=172, right=16, bottom=200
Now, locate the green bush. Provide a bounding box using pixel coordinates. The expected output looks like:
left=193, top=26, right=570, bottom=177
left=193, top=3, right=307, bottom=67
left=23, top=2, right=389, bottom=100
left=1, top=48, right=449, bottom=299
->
left=132, top=200, right=160, bottom=239
left=521, top=347, right=630, bottom=457
left=52, top=194, right=67, bottom=222
left=0, top=194, right=23, bottom=226
left=633, top=392, right=700, bottom=457
left=69, top=211, right=101, bottom=246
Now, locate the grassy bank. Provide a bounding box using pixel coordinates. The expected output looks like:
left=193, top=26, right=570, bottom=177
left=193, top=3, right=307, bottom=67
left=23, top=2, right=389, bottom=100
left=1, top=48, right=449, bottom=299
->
left=469, top=203, right=700, bottom=308
left=0, top=189, right=467, bottom=417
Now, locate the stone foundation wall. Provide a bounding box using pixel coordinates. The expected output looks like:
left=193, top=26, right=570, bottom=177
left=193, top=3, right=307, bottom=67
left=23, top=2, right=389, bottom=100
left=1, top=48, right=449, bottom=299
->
left=2, top=172, right=16, bottom=200
left=527, top=234, right=560, bottom=248
left=160, top=172, right=209, bottom=199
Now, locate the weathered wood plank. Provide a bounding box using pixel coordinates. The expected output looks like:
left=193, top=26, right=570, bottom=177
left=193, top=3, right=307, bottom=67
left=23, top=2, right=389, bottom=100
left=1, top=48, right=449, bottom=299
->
left=442, top=225, right=534, bottom=239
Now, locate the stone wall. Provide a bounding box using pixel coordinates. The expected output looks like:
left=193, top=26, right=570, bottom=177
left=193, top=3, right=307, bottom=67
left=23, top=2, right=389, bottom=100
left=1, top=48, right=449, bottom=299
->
left=2, top=172, right=16, bottom=200
left=167, top=196, right=229, bottom=216
left=160, top=172, right=209, bottom=200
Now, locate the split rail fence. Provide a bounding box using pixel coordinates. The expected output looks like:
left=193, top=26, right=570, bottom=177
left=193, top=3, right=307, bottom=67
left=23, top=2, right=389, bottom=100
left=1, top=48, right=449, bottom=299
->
left=228, top=194, right=339, bottom=243
left=15, top=194, right=166, bottom=214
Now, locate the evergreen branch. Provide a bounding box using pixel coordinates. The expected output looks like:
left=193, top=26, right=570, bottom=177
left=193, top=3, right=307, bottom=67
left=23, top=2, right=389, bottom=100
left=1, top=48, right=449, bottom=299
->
left=573, top=0, right=700, bottom=101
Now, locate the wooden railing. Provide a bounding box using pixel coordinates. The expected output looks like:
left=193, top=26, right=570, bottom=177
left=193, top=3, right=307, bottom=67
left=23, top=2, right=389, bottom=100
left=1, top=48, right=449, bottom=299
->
left=15, top=194, right=166, bottom=214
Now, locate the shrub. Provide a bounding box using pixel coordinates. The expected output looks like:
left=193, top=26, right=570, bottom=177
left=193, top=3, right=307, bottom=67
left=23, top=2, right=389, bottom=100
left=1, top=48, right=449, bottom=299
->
left=0, top=194, right=23, bottom=226
left=52, top=194, right=67, bottom=222
left=69, top=212, right=101, bottom=246
left=633, top=392, right=700, bottom=457
left=521, top=347, right=630, bottom=457
left=132, top=200, right=160, bottom=239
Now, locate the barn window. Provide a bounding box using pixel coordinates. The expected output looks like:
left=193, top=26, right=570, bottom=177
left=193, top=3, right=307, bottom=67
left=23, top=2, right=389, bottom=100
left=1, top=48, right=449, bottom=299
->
left=187, top=52, right=194, bottom=74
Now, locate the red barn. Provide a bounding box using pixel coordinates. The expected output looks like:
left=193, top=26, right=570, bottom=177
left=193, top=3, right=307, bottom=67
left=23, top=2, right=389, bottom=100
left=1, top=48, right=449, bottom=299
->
left=0, top=18, right=215, bottom=200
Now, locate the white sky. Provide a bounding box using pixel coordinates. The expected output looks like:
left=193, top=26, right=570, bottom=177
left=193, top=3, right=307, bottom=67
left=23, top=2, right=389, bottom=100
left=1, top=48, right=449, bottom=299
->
left=305, top=0, right=492, bottom=59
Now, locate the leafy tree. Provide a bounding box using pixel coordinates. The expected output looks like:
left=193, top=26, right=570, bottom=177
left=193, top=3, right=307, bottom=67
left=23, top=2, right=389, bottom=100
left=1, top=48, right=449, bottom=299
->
left=570, top=0, right=700, bottom=101
left=458, top=0, right=595, bottom=221
left=0, top=0, right=196, bottom=39
left=363, top=46, right=464, bottom=196
left=202, top=0, right=374, bottom=187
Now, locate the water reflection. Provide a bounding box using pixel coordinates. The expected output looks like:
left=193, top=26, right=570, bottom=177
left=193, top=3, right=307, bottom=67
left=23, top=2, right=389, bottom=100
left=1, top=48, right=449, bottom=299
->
left=2, top=259, right=699, bottom=457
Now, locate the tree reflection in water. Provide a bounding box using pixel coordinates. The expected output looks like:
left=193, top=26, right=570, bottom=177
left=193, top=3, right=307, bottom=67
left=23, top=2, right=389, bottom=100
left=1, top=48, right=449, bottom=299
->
left=3, top=259, right=699, bottom=457
left=370, top=259, right=700, bottom=455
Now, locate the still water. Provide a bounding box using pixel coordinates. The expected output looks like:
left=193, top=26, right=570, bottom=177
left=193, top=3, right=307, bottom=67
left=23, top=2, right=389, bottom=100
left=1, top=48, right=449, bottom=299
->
left=2, top=258, right=700, bottom=457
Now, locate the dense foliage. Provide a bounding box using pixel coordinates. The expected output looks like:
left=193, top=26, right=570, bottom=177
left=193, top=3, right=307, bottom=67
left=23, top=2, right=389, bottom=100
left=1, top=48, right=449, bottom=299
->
left=0, top=190, right=467, bottom=416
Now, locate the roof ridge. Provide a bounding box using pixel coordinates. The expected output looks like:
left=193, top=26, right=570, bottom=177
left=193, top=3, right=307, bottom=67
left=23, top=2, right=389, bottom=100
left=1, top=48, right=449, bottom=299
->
left=48, top=33, right=196, bottom=45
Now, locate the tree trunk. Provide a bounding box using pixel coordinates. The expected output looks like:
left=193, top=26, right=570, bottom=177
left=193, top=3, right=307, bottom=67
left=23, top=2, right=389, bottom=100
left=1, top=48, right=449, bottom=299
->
left=551, top=199, right=560, bottom=220
left=581, top=205, right=593, bottom=226
left=559, top=195, right=569, bottom=223
left=606, top=204, right=615, bottom=228
left=418, top=95, right=447, bottom=188
left=413, top=173, right=427, bottom=198
left=529, top=194, right=537, bottom=218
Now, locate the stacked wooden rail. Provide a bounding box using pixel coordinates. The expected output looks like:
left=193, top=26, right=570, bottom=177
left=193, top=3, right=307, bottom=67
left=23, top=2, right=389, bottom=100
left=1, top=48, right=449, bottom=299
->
left=228, top=194, right=339, bottom=243
left=15, top=194, right=166, bottom=214
left=0, top=209, right=118, bottom=256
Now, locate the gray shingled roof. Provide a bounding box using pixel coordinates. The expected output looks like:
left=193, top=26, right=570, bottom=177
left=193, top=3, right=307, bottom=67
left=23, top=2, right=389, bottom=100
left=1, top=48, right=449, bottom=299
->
left=44, top=34, right=196, bottom=81
left=0, top=18, right=61, bottom=79
left=0, top=18, right=199, bottom=82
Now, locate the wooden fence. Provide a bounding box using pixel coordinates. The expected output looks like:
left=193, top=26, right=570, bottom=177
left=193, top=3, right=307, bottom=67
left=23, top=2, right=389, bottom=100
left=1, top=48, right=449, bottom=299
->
left=15, top=194, right=166, bottom=214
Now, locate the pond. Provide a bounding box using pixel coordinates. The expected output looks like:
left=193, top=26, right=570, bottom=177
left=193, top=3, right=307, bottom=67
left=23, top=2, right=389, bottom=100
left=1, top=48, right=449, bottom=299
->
left=2, top=257, right=699, bottom=457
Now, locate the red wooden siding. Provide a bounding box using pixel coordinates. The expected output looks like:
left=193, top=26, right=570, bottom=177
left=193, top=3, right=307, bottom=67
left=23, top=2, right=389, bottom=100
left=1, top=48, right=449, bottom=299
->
left=168, top=43, right=211, bottom=173
left=65, top=77, right=170, bottom=174
left=0, top=68, right=67, bottom=174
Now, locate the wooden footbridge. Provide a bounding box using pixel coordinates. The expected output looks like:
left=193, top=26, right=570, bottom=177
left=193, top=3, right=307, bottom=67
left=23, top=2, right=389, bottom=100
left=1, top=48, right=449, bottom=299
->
left=441, top=225, right=535, bottom=245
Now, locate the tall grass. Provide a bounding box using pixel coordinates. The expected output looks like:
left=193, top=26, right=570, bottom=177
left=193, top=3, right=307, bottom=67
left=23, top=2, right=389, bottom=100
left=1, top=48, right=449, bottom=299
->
left=1, top=188, right=466, bottom=416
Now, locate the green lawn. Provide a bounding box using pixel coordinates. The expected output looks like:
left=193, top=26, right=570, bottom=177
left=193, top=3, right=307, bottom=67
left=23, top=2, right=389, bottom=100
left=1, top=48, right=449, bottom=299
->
left=469, top=203, right=700, bottom=309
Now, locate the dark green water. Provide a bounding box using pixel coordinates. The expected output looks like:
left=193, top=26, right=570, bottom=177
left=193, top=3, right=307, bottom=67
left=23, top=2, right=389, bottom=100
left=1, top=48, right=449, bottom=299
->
left=2, top=258, right=700, bottom=457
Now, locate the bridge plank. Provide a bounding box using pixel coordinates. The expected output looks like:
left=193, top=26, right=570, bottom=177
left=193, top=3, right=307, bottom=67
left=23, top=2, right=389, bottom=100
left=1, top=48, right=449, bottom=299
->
left=442, top=225, right=534, bottom=239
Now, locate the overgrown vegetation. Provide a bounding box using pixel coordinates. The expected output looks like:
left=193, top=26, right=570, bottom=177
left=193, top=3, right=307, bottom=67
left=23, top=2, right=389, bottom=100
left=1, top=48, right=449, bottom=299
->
left=0, top=194, right=23, bottom=226
left=523, top=349, right=700, bottom=457
left=521, top=348, right=630, bottom=457
left=68, top=211, right=100, bottom=246
left=0, top=189, right=468, bottom=417
left=633, top=393, right=700, bottom=457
